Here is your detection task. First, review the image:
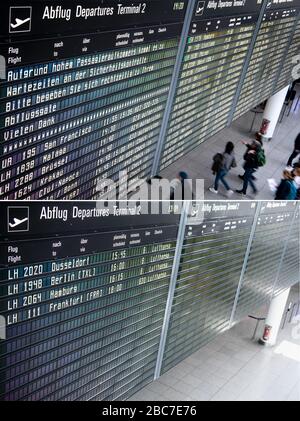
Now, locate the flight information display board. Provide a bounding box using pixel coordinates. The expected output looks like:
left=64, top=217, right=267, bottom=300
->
left=274, top=204, right=299, bottom=296
left=1, top=1, right=300, bottom=196
left=162, top=201, right=257, bottom=373
left=0, top=202, right=180, bottom=401
left=160, top=0, right=262, bottom=170
left=0, top=201, right=299, bottom=400
left=234, top=201, right=297, bottom=322
left=275, top=16, right=300, bottom=92
left=0, top=0, right=188, bottom=200
left=234, top=0, right=300, bottom=120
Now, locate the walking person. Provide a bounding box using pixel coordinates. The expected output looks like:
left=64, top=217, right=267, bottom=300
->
left=209, top=142, right=236, bottom=197
left=287, top=133, right=300, bottom=167
left=292, top=164, right=300, bottom=199
left=238, top=139, right=265, bottom=181
left=170, top=171, right=193, bottom=200
left=275, top=169, right=298, bottom=200
left=236, top=142, right=259, bottom=196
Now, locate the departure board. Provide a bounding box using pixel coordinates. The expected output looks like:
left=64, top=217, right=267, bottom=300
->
left=275, top=16, right=300, bottom=92
left=0, top=0, right=188, bottom=200
left=0, top=201, right=299, bottom=401
left=274, top=204, right=300, bottom=296
left=1, top=1, right=300, bottom=197
left=162, top=201, right=257, bottom=373
left=0, top=202, right=180, bottom=401
left=234, top=201, right=298, bottom=323
left=160, top=0, right=262, bottom=170
left=234, top=0, right=300, bottom=120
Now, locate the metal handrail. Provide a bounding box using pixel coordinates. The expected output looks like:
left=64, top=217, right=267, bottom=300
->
left=248, top=315, right=266, bottom=340
left=249, top=107, right=263, bottom=132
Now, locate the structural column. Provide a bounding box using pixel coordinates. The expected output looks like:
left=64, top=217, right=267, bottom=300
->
left=154, top=201, right=191, bottom=380
left=259, top=288, right=291, bottom=346
left=151, top=0, right=197, bottom=176
left=259, top=85, right=289, bottom=140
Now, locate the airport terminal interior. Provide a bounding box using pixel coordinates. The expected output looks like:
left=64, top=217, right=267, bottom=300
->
left=130, top=285, right=300, bottom=402
left=0, top=200, right=299, bottom=402
left=0, top=0, right=300, bottom=404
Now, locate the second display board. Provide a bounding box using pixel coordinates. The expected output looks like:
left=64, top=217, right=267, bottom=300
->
left=160, top=0, right=262, bottom=169
left=161, top=0, right=300, bottom=170
left=0, top=201, right=299, bottom=401
left=0, top=0, right=300, bottom=198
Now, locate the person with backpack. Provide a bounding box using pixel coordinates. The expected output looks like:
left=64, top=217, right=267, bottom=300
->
left=238, top=139, right=266, bottom=181
left=275, top=170, right=298, bottom=200
left=209, top=142, right=236, bottom=197
left=236, top=142, right=259, bottom=196
left=287, top=133, right=300, bottom=167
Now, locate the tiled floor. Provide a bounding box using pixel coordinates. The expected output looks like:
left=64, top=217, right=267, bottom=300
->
left=129, top=287, right=300, bottom=401
left=161, top=94, right=300, bottom=200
